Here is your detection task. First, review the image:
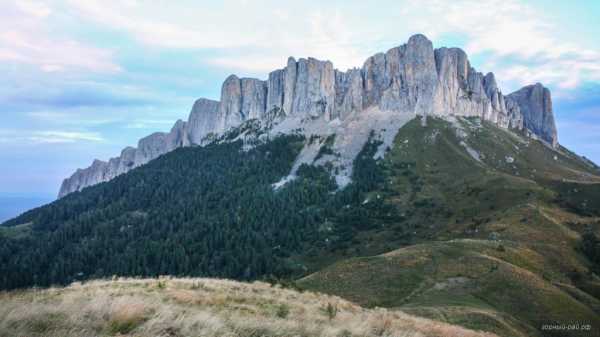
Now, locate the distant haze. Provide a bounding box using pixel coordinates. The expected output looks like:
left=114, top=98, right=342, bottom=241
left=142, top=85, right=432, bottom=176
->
left=0, top=196, right=53, bottom=223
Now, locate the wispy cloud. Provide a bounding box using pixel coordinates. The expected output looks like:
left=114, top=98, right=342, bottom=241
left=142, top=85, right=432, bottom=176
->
left=15, top=0, right=52, bottom=18
left=26, top=111, right=119, bottom=126
left=0, top=2, right=120, bottom=74
left=0, top=129, right=104, bottom=144
left=63, top=0, right=600, bottom=91
left=125, top=119, right=177, bottom=129
left=403, top=0, right=600, bottom=90
left=31, top=131, right=104, bottom=143
left=66, top=1, right=369, bottom=72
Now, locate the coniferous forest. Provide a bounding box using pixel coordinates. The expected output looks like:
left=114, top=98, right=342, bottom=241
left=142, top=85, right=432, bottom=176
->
left=0, top=134, right=390, bottom=289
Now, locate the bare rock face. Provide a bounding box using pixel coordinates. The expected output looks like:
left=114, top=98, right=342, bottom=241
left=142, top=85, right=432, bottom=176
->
left=433, top=47, right=493, bottom=118
left=334, top=68, right=363, bottom=119
left=135, top=132, right=169, bottom=164
left=291, top=58, right=336, bottom=118
left=218, top=75, right=244, bottom=133
left=241, top=78, right=268, bottom=120
left=507, top=83, right=557, bottom=146
left=187, top=98, right=220, bottom=145
left=504, top=96, right=524, bottom=130
left=58, top=160, right=110, bottom=198
left=117, top=147, right=137, bottom=174
left=218, top=76, right=268, bottom=131
left=58, top=34, right=560, bottom=198
left=58, top=120, right=192, bottom=198
left=267, top=69, right=285, bottom=112
left=283, top=57, right=297, bottom=115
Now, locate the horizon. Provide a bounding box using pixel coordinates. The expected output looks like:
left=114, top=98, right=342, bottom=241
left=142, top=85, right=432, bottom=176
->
left=1, top=0, right=599, bottom=203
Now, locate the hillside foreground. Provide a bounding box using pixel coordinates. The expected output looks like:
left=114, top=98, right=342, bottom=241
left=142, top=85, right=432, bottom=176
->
left=0, top=277, right=497, bottom=337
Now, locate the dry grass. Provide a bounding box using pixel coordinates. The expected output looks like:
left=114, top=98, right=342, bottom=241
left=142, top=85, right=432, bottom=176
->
left=0, top=277, right=498, bottom=337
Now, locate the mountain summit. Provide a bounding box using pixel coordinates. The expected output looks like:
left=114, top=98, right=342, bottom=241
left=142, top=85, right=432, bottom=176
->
left=58, top=34, right=557, bottom=198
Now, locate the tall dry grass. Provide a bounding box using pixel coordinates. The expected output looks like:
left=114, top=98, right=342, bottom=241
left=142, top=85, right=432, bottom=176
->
left=0, top=277, right=498, bottom=337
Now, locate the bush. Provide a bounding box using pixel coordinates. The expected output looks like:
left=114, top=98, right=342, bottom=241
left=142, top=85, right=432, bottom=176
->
left=276, top=304, right=290, bottom=319
left=324, top=302, right=338, bottom=320
left=580, top=230, right=600, bottom=271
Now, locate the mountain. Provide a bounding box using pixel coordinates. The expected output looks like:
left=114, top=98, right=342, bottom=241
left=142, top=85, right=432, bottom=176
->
left=2, top=116, right=598, bottom=337
left=58, top=34, right=557, bottom=198
left=3, top=34, right=600, bottom=337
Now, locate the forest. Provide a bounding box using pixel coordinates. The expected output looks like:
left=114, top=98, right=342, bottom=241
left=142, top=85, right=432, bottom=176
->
left=0, top=134, right=393, bottom=289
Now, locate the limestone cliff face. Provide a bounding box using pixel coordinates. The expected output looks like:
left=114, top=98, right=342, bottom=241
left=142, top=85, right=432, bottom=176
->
left=58, top=34, right=559, bottom=198
left=187, top=98, right=220, bottom=145
left=507, top=83, right=557, bottom=146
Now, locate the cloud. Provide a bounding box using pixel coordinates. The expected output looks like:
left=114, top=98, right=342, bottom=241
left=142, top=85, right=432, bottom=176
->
left=10, top=84, right=155, bottom=109
left=31, top=131, right=104, bottom=143
left=15, top=0, right=52, bottom=18
left=0, top=2, right=120, bottom=74
left=65, top=0, right=258, bottom=49
left=0, top=78, right=164, bottom=120
left=0, top=129, right=104, bottom=144
left=66, top=1, right=369, bottom=73
left=64, top=0, right=600, bottom=92
left=402, top=0, right=600, bottom=91
left=125, top=119, right=177, bottom=129
left=26, top=111, right=119, bottom=127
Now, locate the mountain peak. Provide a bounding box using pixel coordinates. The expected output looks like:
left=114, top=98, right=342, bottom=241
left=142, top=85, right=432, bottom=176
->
left=58, top=33, right=558, bottom=198
left=507, top=82, right=557, bottom=146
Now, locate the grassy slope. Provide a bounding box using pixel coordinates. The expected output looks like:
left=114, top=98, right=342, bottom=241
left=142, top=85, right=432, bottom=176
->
left=0, top=278, right=497, bottom=337
left=299, top=117, right=600, bottom=337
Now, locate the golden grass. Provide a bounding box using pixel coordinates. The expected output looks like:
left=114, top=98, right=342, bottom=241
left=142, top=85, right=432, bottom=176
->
left=0, top=277, right=498, bottom=337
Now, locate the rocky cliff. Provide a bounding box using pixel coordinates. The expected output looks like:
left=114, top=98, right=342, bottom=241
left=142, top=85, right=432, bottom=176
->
left=58, top=34, right=558, bottom=198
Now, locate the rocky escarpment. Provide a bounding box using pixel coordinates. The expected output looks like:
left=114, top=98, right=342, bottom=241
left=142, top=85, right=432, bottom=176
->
left=507, top=83, right=557, bottom=146
left=58, top=34, right=558, bottom=198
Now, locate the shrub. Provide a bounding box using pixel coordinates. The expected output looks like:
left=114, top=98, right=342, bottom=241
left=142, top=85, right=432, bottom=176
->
left=324, top=302, right=338, bottom=320
left=276, top=304, right=290, bottom=319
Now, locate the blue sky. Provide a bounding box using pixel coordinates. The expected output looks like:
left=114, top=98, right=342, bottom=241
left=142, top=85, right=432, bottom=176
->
left=1, top=0, right=599, bottom=199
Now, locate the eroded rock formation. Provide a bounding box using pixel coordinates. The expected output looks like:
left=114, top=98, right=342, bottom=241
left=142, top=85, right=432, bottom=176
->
left=58, top=34, right=558, bottom=198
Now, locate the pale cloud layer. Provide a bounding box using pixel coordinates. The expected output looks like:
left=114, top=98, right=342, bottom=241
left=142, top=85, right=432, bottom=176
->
left=3, top=0, right=599, bottom=90
left=0, top=129, right=104, bottom=144
left=63, top=0, right=600, bottom=91
left=0, top=1, right=120, bottom=74
left=415, top=0, right=600, bottom=90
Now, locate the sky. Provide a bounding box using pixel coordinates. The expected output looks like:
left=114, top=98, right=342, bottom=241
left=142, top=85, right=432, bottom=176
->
left=1, top=0, right=600, bottom=201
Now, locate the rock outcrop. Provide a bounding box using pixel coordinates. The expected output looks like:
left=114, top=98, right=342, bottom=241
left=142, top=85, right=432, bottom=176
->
left=187, top=98, right=220, bottom=144
left=507, top=83, right=557, bottom=147
left=58, top=34, right=559, bottom=198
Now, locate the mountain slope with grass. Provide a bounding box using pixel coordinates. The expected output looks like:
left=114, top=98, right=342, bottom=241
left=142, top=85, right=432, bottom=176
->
left=0, top=277, right=497, bottom=337
left=1, top=116, right=599, bottom=337
left=298, top=117, right=600, bottom=337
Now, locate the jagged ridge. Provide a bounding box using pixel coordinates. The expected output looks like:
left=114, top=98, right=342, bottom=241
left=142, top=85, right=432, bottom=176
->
left=58, top=34, right=558, bottom=198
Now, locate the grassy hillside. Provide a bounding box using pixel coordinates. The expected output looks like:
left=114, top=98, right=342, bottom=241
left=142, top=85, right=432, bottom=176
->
left=0, top=277, right=497, bottom=337
left=2, top=116, right=599, bottom=337
left=299, top=117, right=600, bottom=337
